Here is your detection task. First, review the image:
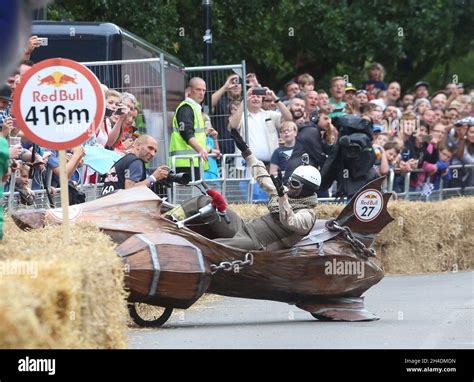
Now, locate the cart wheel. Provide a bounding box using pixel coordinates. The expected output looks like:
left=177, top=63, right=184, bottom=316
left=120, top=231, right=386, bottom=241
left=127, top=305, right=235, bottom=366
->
left=128, top=303, right=173, bottom=328
left=311, top=313, right=334, bottom=321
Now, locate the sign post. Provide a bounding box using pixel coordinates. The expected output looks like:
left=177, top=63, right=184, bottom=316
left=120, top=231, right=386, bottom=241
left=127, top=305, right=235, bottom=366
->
left=12, top=58, right=104, bottom=243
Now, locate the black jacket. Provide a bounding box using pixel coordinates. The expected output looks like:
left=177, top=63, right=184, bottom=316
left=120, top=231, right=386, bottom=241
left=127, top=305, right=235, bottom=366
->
left=283, top=121, right=331, bottom=182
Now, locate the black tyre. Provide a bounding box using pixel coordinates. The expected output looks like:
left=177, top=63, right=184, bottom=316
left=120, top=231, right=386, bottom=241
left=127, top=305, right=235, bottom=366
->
left=128, top=303, right=173, bottom=328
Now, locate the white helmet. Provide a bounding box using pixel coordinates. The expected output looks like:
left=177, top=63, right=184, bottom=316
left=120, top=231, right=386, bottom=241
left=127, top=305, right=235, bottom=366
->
left=289, top=165, right=321, bottom=192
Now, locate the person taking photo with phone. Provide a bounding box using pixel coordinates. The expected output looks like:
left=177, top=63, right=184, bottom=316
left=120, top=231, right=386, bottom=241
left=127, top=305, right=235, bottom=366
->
left=228, top=87, right=292, bottom=168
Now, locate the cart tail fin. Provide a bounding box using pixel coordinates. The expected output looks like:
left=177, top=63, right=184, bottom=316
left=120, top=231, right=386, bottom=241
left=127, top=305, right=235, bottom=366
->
left=334, top=176, right=394, bottom=239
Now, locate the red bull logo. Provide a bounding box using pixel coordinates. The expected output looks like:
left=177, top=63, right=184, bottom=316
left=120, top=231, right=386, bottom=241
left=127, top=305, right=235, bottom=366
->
left=364, top=194, right=378, bottom=199
left=37, top=71, right=77, bottom=87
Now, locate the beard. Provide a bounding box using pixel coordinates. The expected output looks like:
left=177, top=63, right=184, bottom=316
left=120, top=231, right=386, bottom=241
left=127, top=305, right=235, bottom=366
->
left=291, top=109, right=304, bottom=119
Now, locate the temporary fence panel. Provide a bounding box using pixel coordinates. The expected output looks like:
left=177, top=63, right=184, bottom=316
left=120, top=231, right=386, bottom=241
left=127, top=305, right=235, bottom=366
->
left=81, top=57, right=185, bottom=172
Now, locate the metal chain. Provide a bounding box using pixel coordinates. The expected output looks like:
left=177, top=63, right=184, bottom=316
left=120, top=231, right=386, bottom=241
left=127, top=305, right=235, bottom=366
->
left=325, top=219, right=376, bottom=260
left=210, top=252, right=254, bottom=275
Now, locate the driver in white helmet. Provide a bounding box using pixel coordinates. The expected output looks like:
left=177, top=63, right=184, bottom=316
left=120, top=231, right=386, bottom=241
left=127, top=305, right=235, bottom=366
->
left=214, top=129, right=320, bottom=251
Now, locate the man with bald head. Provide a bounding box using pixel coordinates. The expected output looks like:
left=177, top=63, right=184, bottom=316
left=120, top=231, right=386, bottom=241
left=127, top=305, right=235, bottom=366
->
left=304, top=90, right=319, bottom=120
left=102, top=134, right=169, bottom=195
left=169, top=77, right=209, bottom=180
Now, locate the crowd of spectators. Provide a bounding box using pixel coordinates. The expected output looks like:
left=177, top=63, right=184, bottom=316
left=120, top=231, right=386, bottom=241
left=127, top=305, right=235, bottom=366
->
left=207, top=63, right=474, bottom=199
left=1, top=36, right=473, bottom=207
left=1, top=36, right=145, bottom=207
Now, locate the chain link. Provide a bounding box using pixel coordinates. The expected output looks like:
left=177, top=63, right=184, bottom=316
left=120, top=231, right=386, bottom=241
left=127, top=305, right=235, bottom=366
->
left=210, top=252, right=254, bottom=275
left=325, top=219, right=376, bottom=260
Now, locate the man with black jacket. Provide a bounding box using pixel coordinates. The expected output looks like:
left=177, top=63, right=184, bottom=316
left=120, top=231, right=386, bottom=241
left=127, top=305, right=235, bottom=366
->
left=283, top=109, right=333, bottom=184
left=102, top=134, right=169, bottom=195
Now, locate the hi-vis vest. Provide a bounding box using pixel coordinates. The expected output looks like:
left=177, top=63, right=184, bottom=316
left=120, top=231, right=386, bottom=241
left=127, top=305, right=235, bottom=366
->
left=169, top=100, right=209, bottom=170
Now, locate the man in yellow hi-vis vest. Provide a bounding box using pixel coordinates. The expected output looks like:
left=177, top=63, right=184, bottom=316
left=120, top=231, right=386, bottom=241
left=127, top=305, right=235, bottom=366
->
left=169, top=77, right=209, bottom=181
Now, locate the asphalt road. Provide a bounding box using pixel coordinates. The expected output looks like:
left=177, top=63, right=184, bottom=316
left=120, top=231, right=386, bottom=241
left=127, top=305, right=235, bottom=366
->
left=128, top=272, right=473, bottom=349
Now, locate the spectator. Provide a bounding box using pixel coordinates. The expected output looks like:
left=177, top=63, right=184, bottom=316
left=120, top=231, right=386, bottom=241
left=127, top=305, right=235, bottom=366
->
left=297, top=73, right=315, bottom=93
left=431, top=91, right=448, bottom=111
left=203, top=114, right=221, bottom=180
left=304, top=90, right=319, bottom=120
left=228, top=87, right=292, bottom=167
left=421, top=109, right=437, bottom=130
left=414, top=98, right=431, bottom=115
left=387, top=81, right=401, bottom=107
left=447, top=117, right=469, bottom=152
left=431, top=145, right=453, bottom=190
left=211, top=73, right=242, bottom=154
left=414, top=81, right=429, bottom=100
left=288, top=96, right=306, bottom=126
left=317, top=89, right=330, bottom=110
left=344, top=83, right=357, bottom=103
left=384, top=141, right=401, bottom=170
left=0, top=85, right=13, bottom=137
left=373, top=142, right=389, bottom=176
left=169, top=77, right=209, bottom=180
left=444, top=107, right=459, bottom=127
left=376, top=132, right=390, bottom=147
left=270, top=121, right=297, bottom=176
left=454, top=123, right=474, bottom=187
left=262, top=96, right=277, bottom=111
left=403, top=123, right=438, bottom=191
left=362, top=62, right=387, bottom=100
left=355, top=89, right=369, bottom=107
left=328, top=76, right=347, bottom=118
left=102, top=134, right=169, bottom=195
left=284, top=109, right=332, bottom=184
left=401, top=93, right=415, bottom=111
left=282, top=81, right=300, bottom=103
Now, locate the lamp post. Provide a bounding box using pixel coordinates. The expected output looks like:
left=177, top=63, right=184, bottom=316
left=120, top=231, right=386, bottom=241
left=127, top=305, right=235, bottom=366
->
left=202, top=0, right=212, bottom=114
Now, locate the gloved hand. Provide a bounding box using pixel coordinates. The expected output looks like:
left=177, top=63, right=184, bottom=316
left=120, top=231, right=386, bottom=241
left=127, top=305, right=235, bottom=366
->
left=436, top=160, right=448, bottom=172
left=230, top=129, right=252, bottom=158
left=270, top=169, right=286, bottom=197
left=206, top=189, right=227, bottom=213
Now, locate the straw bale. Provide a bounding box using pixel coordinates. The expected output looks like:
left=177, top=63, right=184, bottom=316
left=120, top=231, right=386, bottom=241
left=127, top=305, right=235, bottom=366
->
left=0, top=217, right=127, bottom=348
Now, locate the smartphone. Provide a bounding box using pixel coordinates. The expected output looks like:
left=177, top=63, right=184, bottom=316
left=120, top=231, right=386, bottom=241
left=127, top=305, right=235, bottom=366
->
left=11, top=118, right=16, bottom=128
left=422, top=134, right=432, bottom=143
left=333, top=108, right=344, bottom=113
left=115, top=108, right=124, bottom=116
left=252, top=87, right=267, bottom=96
left=38, top=37, right=48, bottom=46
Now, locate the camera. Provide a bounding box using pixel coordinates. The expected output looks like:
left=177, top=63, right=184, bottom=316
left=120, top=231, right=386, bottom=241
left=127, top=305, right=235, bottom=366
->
left=114, top=107, right=124, bottom=116
left=252, top=87, right=267, bottom=96
left=37, top=37, right=48, bottom=46
left=165, top=170, right=191, bottom=186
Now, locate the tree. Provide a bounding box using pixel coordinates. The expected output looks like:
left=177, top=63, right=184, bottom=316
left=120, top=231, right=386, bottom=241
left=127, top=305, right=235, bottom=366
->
left=48, top=0, right=474, bottom=91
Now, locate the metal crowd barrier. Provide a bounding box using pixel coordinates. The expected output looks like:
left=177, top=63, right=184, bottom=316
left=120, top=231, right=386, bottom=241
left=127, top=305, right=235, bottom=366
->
left=169, top=153, right=252, bottom=204
left=390, top=163, right=474, bottom=201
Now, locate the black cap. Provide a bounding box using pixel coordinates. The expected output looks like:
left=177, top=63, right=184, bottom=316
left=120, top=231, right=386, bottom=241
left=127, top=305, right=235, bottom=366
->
left=0, top=85, right=12, bottom=102
left=415, top=81, right=429, bottom=89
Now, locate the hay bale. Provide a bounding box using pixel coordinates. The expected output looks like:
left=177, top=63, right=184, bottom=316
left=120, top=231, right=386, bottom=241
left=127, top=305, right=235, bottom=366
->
left=0, top=217, right=127, bottom=348
left=231, top=197, right=474, bottom=275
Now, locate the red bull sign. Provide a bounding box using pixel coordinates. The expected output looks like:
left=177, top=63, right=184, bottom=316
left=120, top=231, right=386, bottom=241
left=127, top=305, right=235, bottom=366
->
left=12, top=58, right=104, bottom=150
left=354, top=189, right=383, bottom=222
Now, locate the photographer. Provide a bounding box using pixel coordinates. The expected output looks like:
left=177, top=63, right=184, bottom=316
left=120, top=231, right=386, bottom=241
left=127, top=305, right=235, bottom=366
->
left=283, top=109, right=333, bottom=184
left=320, top=114, right=378, bottom=198
left=101, top=134, right=169, bottom=195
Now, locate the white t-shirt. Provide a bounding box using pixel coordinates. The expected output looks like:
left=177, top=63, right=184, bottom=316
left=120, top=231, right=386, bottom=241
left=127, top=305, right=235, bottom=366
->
left=239, top=110, right=281, bottom=162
